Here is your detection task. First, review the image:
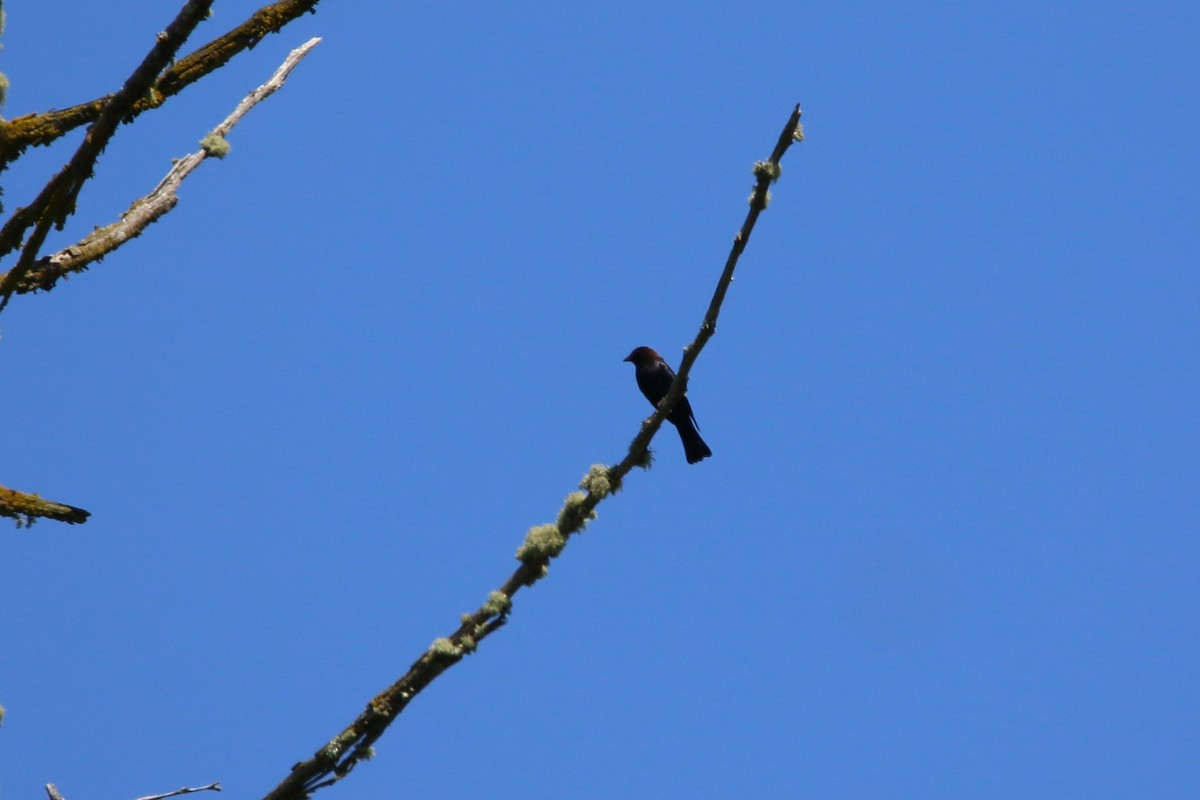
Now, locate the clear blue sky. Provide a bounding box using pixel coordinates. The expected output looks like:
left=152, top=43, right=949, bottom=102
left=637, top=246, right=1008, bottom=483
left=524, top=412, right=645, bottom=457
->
left=3, top=2, right=1197, bottom=798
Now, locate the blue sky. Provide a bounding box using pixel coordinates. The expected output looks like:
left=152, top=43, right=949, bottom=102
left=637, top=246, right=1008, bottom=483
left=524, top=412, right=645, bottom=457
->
left=2, top=2, right=1197, bottom=798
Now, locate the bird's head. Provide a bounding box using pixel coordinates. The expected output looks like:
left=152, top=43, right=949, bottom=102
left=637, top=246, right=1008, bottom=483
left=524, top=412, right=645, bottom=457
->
left=623, top=346, right=663, bottom=367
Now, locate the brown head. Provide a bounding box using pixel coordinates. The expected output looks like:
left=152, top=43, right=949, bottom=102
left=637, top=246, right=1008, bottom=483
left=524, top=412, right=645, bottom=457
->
left=623, top=346, right=664, bottom=367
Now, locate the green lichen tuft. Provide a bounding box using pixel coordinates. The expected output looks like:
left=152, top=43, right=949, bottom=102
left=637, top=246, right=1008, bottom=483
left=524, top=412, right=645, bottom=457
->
left=580, top=464, right=613, bottom=498
left=556, top=491, right=597, bottom=534
left=483, top=590, right=512, bottom=616
left=429, top=637, right=461, bottom=660
left=200, top=133, right=231, bottom=159
left=752, top=160, right=781, bottom=182
left=515, top=523, right=565, bottom=563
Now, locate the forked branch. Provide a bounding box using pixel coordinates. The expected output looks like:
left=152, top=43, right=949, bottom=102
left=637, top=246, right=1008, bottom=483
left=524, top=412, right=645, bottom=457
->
left=0, top=0, right=322, bottom=170
left=5, top=37, right=321, bottom=296
left=0, top=0, right=215, bottom=309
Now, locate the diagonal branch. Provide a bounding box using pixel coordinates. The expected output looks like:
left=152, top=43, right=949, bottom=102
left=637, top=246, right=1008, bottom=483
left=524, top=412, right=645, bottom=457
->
left=0, top=0, right=322, bottom=172
left=260, top=105, right=804, bottom=800
left=5, top=37, right=321, bottom=296
left=0, top=0, right=215, bottom=310
left=646, top=103, right=805, bottom=451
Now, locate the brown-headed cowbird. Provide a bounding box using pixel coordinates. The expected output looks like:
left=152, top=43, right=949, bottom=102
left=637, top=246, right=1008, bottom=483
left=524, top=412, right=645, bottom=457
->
left=624, top=346, right=712, bottom=464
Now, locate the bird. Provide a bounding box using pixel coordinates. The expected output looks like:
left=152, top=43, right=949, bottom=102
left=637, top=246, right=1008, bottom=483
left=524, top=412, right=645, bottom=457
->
left=623, top=346, right=712, bottom=464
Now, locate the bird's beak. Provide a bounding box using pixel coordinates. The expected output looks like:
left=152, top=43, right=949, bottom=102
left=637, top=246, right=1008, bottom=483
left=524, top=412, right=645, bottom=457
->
left=622, top=355, right=631, bottom=363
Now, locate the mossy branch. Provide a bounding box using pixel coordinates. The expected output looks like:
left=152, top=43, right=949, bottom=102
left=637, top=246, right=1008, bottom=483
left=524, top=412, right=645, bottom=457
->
left=3, top=37, right=321, bottom=296
left=259, top=105, right=804, bottom=800
left=0, top=0, right=215, bottom=311
left=0, top=484, right=89, bottom=526
left=0, top=0, right=321, bottom=173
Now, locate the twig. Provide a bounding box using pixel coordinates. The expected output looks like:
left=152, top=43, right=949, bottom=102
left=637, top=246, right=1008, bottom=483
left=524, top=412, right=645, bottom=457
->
left=260, top=105, right=804, bottom=800
left=6, top=37, right=321, bottom=295
left=0, top=0, right=215, bottom=310
left=134, top=782, right=222, bottom=800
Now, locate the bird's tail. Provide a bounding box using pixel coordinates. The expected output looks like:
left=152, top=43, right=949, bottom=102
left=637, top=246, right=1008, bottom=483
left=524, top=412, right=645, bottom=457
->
left=677, top=422, right=712, bottom=464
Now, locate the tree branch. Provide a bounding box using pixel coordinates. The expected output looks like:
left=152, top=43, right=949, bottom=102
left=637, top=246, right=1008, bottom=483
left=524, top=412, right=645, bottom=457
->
left=0, top=0, right=215, bottom=310
left=260, top=104, right=805, bottom=800
left=134, top=782, right=222, bottom=800
left=0, top=0, right=322, bottom=172
left=5, top=37, right=321, bottom=296
left=42, top=783, right=220, bottom=800
left=647, top=104, right=805, bottom=451
left=0, top=484, right=90, bottom=526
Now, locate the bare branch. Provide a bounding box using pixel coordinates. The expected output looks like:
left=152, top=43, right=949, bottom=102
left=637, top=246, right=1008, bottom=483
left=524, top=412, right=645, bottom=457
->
left=260, top=105, right=804, bottom=800
left=7, top=37, right=321, bottom=296
left=42, top=783, right=222, bottom=800
left=0, top=0, right=216, bottom=310
left=134, top=782, right=222, bottom=800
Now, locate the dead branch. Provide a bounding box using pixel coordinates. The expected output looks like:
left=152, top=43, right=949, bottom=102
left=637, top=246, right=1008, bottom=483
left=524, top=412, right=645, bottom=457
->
left=8, top=37, right=321, bottom=295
